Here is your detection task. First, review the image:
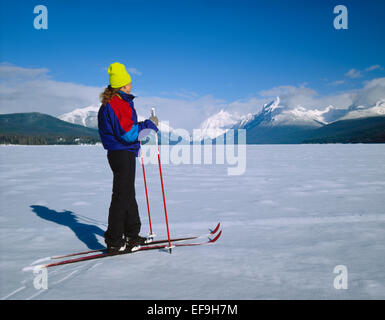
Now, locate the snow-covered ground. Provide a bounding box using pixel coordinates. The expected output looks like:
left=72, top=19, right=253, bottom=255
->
left=0, top=144, right=385, bottom=300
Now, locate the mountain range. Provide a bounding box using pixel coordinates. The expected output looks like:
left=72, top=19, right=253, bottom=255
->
left=201, top=97, right=385, bottom=144
left=1, top=97, right=384, bottom=145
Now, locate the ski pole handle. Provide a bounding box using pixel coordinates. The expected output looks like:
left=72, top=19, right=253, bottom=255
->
left=153, top=108, right=160, bottom=154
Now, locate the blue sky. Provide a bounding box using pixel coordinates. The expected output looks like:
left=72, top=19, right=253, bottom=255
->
left=0, top=0, right=385, bottom=127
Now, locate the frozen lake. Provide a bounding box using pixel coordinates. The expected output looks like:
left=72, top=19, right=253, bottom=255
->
left=0, top=144, right=385, bottom=299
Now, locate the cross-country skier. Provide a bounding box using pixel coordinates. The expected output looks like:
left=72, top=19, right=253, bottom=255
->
left=98, top=62, right=159, bottom=253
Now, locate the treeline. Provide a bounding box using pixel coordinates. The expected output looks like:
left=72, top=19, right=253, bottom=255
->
left=303, top=118, right=385, bottom=144
left=303, top=135, right=385, bottom=144
left=0, top=134, right=100, bottom=145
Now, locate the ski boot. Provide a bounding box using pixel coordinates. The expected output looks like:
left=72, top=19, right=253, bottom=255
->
left=106, top=241, right=127, bottom=254
left=125, top=235, right=148, bottom=251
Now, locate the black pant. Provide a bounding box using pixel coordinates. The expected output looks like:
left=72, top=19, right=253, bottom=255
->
left=105, top=150, right=141, bottom=246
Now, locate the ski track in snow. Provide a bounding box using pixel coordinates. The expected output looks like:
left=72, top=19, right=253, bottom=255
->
left=1, top=286, right=26, bottom=300
left=1, top=144, right=385, bottom=299
left=5, top=261, right=98, bottom=300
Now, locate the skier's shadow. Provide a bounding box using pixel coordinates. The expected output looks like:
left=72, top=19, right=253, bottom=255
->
left=30, top=205, right=106, bottom=250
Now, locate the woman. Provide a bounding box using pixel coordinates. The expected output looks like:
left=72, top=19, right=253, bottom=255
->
left=98, top=62, right=159, bottom=253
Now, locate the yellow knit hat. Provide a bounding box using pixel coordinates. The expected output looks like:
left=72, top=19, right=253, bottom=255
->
left=108, top=62, right=132, bottom=88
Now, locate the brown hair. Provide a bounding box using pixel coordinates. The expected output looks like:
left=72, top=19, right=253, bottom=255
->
left=100, top=86, right=120, bottom=105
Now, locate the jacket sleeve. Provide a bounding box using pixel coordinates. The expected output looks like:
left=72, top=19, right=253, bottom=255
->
left=138, top=119, right=159, bottom=133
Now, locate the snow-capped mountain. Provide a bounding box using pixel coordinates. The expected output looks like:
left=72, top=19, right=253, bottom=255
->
left=59, top=105, right=99, bottom=129
left=235, top=97, right=330, bottom=129
left=193, top=110, right=242, bottom=141
left=196, top=97, right=328, bottom=141
left=340, top=99, right=385, bottom=120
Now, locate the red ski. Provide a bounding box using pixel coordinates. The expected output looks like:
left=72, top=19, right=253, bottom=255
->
left=51, top=222, right=221, bottom=260
left=41, top=230, right=222, bottom=268
left=133, top=230, right=222, bottom=252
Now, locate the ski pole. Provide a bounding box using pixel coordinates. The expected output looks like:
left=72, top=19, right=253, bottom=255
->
left=153, top=108, right=173, bottom=253
left=139, top=141, right=155, bottom=239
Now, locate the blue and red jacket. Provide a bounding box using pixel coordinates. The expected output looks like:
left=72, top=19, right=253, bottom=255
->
left=98, top=91, right=158, bottom=156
